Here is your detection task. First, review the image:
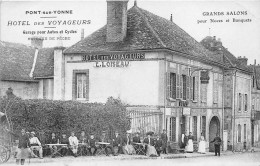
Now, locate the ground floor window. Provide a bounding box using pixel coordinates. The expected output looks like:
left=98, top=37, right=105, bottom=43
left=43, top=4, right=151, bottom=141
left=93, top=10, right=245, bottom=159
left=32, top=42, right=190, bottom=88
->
left=201, top=116, right=206, bottom=137
left=169, top=117, right=176, bottom=142
left=193, top=116, right=197, bottom=141
left=238, top=124, right=241, bottom=142
left=72, top=70, right=89, bottom=100
left=244, top=124, right=246, bottom=142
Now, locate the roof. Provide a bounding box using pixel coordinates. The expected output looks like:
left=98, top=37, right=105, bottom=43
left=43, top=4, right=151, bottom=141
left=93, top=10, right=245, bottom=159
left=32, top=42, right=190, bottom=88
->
left=200, top=36, right=251, bottom=73
left=33, top=48, right=55, bottom=78
left=64, top=6, right=222, bottom=65
left=0, top=41, right=55, bottom=81
left=0, top=41, right=36, bottom=81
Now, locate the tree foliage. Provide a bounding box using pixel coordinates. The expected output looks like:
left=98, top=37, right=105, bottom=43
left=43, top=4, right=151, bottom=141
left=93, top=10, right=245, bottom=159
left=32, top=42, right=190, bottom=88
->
left=0, top=96, right=131, bottom=138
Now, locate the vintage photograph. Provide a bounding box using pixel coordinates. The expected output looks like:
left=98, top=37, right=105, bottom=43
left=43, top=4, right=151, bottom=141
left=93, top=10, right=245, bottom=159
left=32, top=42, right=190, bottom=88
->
left=0, top=0, right=260, bottom=165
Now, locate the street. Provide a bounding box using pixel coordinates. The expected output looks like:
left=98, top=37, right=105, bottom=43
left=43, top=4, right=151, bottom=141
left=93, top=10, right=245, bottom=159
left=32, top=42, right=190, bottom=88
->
left=2, top=152, right=260, bottom=166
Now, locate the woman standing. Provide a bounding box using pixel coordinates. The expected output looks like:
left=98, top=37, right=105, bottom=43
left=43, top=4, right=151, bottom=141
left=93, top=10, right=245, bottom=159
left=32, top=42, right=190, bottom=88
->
left=198, top=133, right=206, bottom=154
left=16, top=129, right=30, bottom=165
left=186, top=132, right=194, bottom=153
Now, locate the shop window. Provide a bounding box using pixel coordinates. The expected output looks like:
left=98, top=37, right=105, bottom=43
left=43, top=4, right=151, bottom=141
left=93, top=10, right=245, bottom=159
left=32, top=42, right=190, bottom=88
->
left=244, top=124, right=246, bottom=142
left=72, top=70, right=89, bottom=101
left=193, top=116, right=197, bottom=141
left=201, top=116, right=206, bottom=137
left=238, top=124, right=241, bottom=142
left=169, top=117, right=176, bottom=142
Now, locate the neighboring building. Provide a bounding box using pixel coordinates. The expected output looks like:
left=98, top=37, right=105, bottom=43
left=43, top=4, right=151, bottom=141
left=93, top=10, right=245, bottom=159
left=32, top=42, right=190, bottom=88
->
left=249, top=62, right=260, bottom=148
left=201, top=37, right=252, bottom=151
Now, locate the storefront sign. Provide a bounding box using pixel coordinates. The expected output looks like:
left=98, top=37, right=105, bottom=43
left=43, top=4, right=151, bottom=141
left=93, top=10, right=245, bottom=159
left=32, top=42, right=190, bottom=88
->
left=94, top=61, right=130, bottom=68
left=82, top=53, right=145, bottom=61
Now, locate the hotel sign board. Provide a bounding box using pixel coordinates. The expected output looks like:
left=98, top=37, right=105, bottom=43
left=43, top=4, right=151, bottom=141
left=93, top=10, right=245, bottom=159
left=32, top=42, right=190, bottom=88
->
left=82, top=53, right=145, bottom=61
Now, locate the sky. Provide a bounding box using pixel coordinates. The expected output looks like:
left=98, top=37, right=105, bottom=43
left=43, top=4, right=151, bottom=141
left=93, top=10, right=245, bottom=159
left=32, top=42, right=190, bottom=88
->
left=0, top=0, right=260, bottom=65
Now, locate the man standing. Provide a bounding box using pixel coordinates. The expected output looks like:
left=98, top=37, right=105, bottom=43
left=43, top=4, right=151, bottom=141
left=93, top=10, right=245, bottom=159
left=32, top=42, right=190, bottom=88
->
left=16, top=129, right=30, bottom=165
left=161, top=129, right=168, bottom=154
left=112, top=131, right=123, bottom=155
left=29, top=131, right=43, bottom=159
left=69, top=131, right=79, bottom=157
left=154, top=134, right=163, bottom=156
left=210, top=133, right=222, bottom=156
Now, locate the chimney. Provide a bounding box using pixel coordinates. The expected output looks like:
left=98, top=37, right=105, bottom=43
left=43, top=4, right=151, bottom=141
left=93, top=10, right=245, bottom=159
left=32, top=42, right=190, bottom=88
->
left=81, top=29, right=84, bottom=40
left=254, top=59, right=256, bottom=65
left=106, top=0, right=129, bottom=42
left=170, top=14, right=173, bottom=22
left=31, top=36, right=43, bottom=49
left=237, top=56, right=248, bottom=66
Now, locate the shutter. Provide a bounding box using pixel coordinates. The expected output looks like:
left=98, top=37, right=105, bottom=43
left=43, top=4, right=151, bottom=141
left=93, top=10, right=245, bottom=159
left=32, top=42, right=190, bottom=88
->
left=176, top=74, right=180, bottom=98
left=166, top=72, right=170, bottom=99
left=172, top=73, right=177, bottom=99
left=180, top=75, right=183, bottom=99
left=194, top=76, right=199, bottom=101
left=190, top=77, right=194, bottom=100
left=187, top=76, right=190, bottom=100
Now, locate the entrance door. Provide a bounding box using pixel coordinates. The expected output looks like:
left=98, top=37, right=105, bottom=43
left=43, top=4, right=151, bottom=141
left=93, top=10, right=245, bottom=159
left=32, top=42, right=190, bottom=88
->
left=209, top=116, right=220, bottom=152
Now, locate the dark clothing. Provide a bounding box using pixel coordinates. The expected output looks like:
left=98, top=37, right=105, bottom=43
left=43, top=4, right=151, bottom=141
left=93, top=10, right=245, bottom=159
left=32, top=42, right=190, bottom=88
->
left=88, top=138, right=98, bottom=155
left=161, top=133, right=168, bottom=154
left=49, top=137, right=58, bottom=144
left=211, top=136, right=222, bottom=156
left=113, top=135, right=123, bottom=154
left=60, top=137, right=69, bottom=145
left=133, top=136, right=141, bottom=143
left=99, top=135, right=111, bottom=143
left=188, top=135, right=194, bottom=140
left=154, top=138, right=163, bottom=156
left=122, top=136, right=132, bottom=146
left=143, top=138, right=154, bottom=146
left=98, top=135, right=115, bottom=155
left=18, top=134, right=30, bottom=148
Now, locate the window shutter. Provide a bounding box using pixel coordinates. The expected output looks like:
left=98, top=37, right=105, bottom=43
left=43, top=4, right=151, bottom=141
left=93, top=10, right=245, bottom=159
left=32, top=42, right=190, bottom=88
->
left=176, top=74, right=180, bottom=98
left=194, top=76, right=199, bottom=101
left=187, top=76, right=190, bottom=100
left=166, top=72, right=171, bottom=99
left=190, top=77, right=194, bottom=100
left=180, top=74, right=183, bottom=99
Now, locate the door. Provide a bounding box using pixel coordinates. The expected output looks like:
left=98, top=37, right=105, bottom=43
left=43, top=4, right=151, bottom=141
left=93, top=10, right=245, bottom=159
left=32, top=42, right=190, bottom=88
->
left=209, top=116, right=220, bottom=152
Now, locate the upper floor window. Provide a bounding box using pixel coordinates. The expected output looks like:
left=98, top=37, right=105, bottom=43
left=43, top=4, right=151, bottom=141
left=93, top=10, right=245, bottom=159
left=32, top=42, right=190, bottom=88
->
left=213, top=73, right=218, bottom=104
left=182, top=75, right=187, bottom=100
left=170, top=73, right=176, bottom=99
left=244, top=94, right=248, bottom=112
left=238, top=93, right=242, bottom=112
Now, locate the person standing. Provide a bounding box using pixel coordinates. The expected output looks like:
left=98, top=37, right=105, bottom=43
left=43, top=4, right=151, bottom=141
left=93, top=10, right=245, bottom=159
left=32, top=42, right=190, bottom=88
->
left=16, top=129, right=30, bottom=165
left=210, top=133, right=222, bottom=156
left=186, top=132, right=194, bottom=153
left=160, top=129, right=168, bottom=154
left=198, top=133, right=206, bottom=154
left=154, top=134, right=163, bottom=156
left=69, top=131, right=79, bottom=157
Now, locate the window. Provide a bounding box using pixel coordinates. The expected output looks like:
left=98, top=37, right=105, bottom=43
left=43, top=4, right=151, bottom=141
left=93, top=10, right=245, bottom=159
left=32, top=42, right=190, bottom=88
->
left=169, top=117, right=176, bottom=142
left=72, top=70, right=89, bottom=100
left=238, top=93, right=242, bottom=112
left=43, top=79, right=49, bottom=99
left=201, top=84, right=207, bottom=103
left=193, top=116, right=197, bottom=141
left=244, top=124, right=246, bottom=141
left=76, top=73, right=87, bottom=99
left=238, top=124, right=241, bottom=142
left=191, top=76, right=196, bottom=100
left=182, top=75, right=187, bottom=100
left=252, top=97, right=255, bottom=110
left=244, top=94, right=248, bottom=112
left=201, top=116, right=206, bottom=137
left=253, top=76, right=255, bottom=88
left=170, top=73, right=176, bottom=99
left=213, top=73, right=218, bottom=103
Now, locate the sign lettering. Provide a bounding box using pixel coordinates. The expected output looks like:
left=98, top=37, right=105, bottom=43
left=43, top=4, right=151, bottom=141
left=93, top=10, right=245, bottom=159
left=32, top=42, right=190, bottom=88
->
left=82, top=53, right=145, bottom=61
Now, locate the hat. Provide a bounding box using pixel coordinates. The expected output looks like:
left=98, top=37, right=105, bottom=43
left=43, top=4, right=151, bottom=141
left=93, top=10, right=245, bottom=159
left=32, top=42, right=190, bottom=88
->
left=31, top=131, right=35, bottom=135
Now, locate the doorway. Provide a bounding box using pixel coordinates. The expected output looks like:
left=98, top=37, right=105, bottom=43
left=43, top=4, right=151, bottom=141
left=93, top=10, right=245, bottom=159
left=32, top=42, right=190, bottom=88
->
left=209, top=116, right=220, bottom=152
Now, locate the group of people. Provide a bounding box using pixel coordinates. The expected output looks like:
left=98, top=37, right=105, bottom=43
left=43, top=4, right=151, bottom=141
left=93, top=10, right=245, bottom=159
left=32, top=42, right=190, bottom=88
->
left=14, top=129, right=169, bottom=165
left=182, top=132, right=222, bottom=156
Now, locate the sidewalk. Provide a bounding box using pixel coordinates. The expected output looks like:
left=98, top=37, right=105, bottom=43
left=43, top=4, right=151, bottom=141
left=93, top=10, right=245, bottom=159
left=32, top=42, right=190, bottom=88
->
left=5, top=149, right=259, bottom=165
